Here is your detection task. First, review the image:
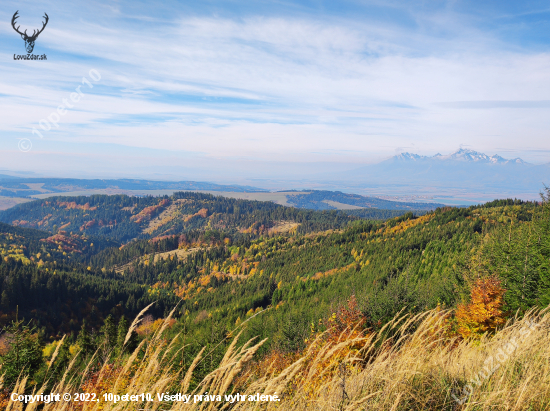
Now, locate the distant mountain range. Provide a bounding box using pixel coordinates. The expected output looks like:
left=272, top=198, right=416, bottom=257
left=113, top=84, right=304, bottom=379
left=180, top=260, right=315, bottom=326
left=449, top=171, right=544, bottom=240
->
left=0, top=177, right=267, bottom=198
left=393, top=149, right=527, bottom=165
left=343, top=149, right=550, bottom=194
left=2, top=149, right=546, bottom=208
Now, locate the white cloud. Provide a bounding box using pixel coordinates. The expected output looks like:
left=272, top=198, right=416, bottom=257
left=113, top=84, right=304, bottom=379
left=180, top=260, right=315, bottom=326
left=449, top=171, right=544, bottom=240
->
left=1, top=1, right=550, bottom=176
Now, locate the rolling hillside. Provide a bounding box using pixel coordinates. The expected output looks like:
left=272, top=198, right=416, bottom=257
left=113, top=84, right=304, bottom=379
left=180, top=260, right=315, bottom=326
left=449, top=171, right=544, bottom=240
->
left=0, top=192, right=417, bottom=243
left=0, top=195, right=540, bottom=340
left=0, top=192, right=548, bottom=409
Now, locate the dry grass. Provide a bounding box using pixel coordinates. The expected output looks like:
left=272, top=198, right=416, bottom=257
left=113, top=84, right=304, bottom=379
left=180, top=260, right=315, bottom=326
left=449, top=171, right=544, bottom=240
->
left=267, top=221, right=300, bottom=234
left=114, top=247, right=204, bottom=274
left=3, top=306, right=550, bottom=410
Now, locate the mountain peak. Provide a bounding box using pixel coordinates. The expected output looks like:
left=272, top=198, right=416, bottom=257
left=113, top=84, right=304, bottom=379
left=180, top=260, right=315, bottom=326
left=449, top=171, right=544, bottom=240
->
left=388, top=149, right=528, bottom=165
left=436, top=149, right=528, bottom=165
left=445, top=148, right=491, bottom=161
left=394, top=152, right=425, bottom=161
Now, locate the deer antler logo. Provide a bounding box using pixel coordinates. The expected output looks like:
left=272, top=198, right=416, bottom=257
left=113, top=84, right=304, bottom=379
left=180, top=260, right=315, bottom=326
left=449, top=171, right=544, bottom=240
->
left=12, top=11, right=49, bottom=54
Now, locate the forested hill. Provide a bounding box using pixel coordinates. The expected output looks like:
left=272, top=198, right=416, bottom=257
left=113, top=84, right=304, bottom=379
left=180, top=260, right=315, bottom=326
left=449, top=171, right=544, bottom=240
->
left=1, top=195, right=547, bottom=344
left=0, top=221, right=117, bottom=265
left=0, top=219, right=176, bottom=334
left=1, top=188, right=549, bottom=406
left=0, top=192, right=409, bottom=243
left=113, top=197, right=548, bottom=361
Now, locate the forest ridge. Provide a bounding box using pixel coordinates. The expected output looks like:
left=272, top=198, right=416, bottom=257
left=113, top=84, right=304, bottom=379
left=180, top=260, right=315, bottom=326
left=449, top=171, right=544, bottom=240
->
left=0, top=191, right=549, bottom=409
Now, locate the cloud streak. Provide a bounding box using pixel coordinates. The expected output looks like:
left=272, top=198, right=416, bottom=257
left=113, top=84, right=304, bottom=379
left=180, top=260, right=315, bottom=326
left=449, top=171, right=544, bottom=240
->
left=1, top=0, right=550, bottom=179
left=436, top=101, right=550, bottom=109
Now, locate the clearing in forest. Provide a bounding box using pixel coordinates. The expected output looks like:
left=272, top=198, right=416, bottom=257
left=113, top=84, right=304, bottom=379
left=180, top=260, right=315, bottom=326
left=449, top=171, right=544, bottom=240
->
left=144, top=199, right=188, bottom=234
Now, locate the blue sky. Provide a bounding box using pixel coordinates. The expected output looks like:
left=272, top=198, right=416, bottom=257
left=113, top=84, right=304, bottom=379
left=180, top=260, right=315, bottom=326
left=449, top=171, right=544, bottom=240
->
left=1, top=0, right=550, bottom=182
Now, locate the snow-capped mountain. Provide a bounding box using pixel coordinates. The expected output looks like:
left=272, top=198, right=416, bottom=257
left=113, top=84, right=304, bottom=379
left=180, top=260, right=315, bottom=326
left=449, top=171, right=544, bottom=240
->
left=395, top=149, right=529, bottom=165
left=393, top=152, right=425, bottom=161
left=339, top=148, right=550, bottom=194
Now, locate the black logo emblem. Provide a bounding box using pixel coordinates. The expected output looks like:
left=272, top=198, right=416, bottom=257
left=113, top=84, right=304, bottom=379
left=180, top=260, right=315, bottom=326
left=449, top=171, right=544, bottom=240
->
left=11, top=11, right=49, bottom=54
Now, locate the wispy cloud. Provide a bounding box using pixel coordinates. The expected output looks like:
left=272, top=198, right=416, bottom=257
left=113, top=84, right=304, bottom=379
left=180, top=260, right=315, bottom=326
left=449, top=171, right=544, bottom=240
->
left=1, top=0, right=550, bottom=179
left=436, top=101, right=550, bottom=109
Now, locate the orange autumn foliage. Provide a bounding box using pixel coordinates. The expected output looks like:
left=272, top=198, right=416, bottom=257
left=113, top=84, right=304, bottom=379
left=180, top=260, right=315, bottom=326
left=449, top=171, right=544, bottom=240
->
left=239, top=296, right=371, bottom=399
left=57, top=201, right=98, bottom=211
left=290, top=295, right=372, bottom=398
left=310, top=263, right=356, bottom=281
left=131, top=199, right=170, bottom=223
left=0, top=390, right=9, bottom=409
left=75, top=364, right=125, bottom=410
left=183, top=208, right=209, bottom=222
left=135, top=315, right=176, bottom=336
left=455, top=276, right=508, bottom=339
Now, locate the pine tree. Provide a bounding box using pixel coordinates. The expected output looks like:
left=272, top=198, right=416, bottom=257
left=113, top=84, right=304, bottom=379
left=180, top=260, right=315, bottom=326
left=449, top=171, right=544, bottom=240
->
left=481, top=188, right=550, bottom=312
left=116, top=316, right=128, bottom=348
left=100, top=315, right=117, bottom=349
left=43, top=335, right=72, bottom=385
left=532, top=186, right=550, bottom=306
left=0, top=317, right=44, bottom=387
left=76, top=320, right=94, bottom=356
left=116, top=315, right=137, bottom=355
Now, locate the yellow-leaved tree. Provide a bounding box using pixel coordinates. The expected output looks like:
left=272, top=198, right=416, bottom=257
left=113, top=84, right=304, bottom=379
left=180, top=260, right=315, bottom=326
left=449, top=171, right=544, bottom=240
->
left=455, top=276, right=508, bottom=339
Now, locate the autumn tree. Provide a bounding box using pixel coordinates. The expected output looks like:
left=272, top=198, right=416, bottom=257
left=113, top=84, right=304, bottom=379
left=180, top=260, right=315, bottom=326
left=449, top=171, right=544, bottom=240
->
left=455, top=276, right=508, bottom=339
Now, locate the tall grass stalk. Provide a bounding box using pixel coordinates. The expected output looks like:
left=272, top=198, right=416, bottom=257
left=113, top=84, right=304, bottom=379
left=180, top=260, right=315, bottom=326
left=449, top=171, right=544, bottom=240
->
left=3, top=307, right=550, bottom=410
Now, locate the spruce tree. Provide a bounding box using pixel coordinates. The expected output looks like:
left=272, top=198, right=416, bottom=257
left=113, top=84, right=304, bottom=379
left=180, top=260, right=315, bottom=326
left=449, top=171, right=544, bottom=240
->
left=76, top=320, right=94, bottom=356
left=116, top=315, right=137, bottom=355
left=100, top=315, right=117, bottom=349
left=0, top=318, right=43, bottom=387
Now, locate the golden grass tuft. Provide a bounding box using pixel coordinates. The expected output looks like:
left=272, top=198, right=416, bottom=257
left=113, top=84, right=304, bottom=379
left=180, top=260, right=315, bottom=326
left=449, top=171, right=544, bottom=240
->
left=2, top=306, right=550, bottom=410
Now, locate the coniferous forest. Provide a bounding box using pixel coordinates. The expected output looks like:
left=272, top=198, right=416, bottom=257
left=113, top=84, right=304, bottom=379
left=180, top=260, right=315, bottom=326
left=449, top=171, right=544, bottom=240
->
left=0, top=190, right=549, bottom=409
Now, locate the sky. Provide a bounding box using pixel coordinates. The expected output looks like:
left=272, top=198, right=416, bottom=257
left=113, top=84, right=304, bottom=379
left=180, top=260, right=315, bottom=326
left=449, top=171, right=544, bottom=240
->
left=1, top=0, right=550, bottom=183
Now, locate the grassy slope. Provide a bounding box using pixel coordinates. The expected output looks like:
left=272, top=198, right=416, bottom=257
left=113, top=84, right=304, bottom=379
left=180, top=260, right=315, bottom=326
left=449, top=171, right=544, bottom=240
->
left=4, top=306, right=548, bottom=410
